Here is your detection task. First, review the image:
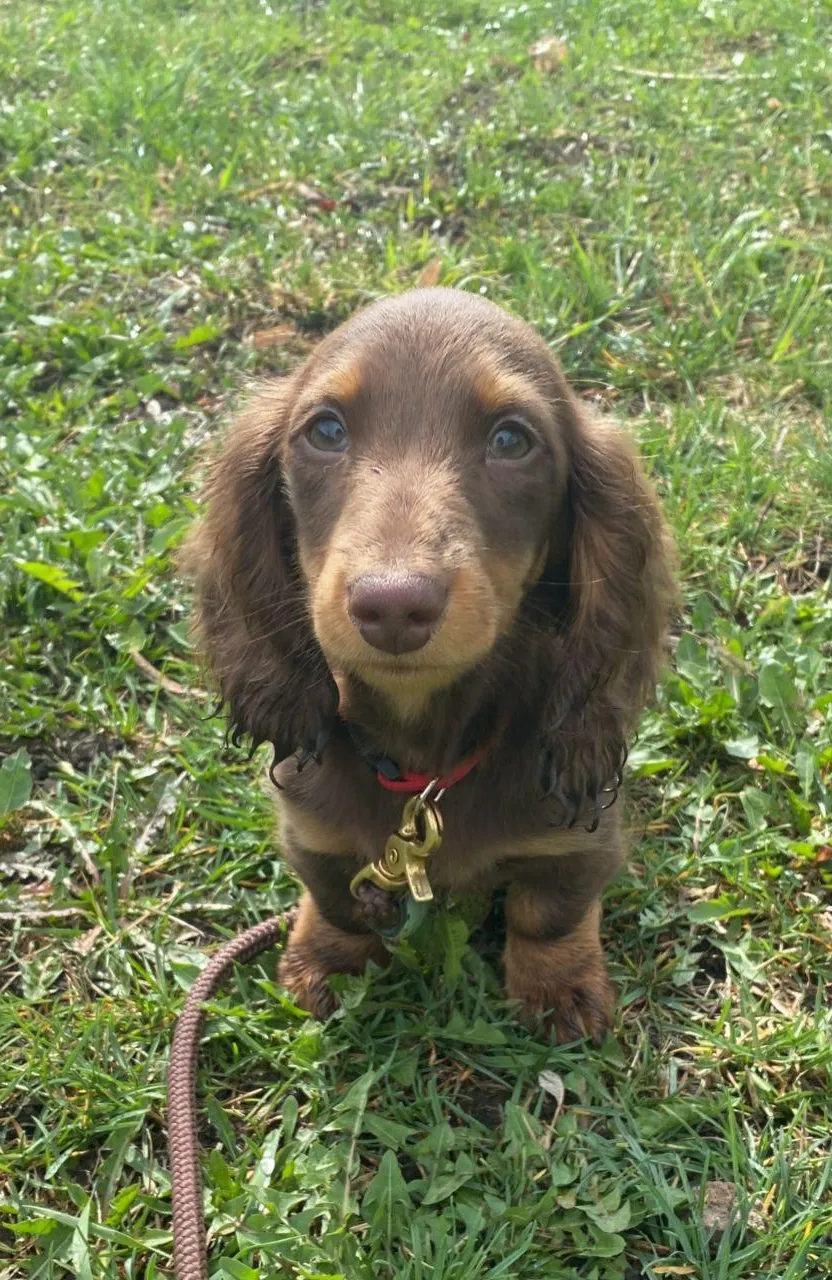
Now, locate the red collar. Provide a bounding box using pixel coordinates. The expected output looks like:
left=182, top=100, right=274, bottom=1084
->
left=375, top=737, right=494, bottom=793
left=343, top=717, right=506, bottom=795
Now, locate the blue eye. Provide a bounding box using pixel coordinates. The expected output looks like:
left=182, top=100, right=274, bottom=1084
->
left=487, top=421, right=533, bottom=461
left=306, top=415, right=348, bottom=453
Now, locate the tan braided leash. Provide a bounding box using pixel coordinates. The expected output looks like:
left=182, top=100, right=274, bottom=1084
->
left=167, top=912, right=295, bottom=1280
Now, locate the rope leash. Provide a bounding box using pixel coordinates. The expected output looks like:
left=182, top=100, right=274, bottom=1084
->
left=168, top=749, right=497, bottom=1274
left=167, top=912, right=295, bottom=1280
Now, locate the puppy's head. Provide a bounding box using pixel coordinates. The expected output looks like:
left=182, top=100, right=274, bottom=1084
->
left=185, top=289, right=673, bottom=794
left=283, top=290, right=569, bottom=714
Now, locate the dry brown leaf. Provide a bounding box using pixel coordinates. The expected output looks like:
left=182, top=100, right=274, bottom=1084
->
left=653, top=1269, right=697, bottom=1277
left=538, top=1069, right=565, bottom=1108
left=701, top=1180, right=737, bottom=1234
left=241, top=180, right=284, bottom=203
left=251, top=325, right=298, bottom=350
left=130, top=650, right=207, bottom=701
left=0, top=906, right=90, bottom=923
left=529, top=34, right=568, bottom=73
left=295, top=181, right=337, bottom=211
left=417, top=257, right=443, bottom=287
left=70, top=924, right=104, bottom=956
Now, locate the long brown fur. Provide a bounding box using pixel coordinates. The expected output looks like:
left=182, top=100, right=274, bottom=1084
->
left=182, top=288, right=675, bottom=1041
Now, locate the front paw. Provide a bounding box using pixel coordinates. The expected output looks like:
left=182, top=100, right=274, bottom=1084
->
left=504, top=906, right=615, bottom=1046
left=278, top=942, right=339, bottom=1019
left=276, top=895, right=389, bottom=1020
left=508, top=959, right=614, bottom=1045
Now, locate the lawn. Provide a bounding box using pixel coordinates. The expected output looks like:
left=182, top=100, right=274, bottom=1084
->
left=1, top=0, right=831, bottom=1276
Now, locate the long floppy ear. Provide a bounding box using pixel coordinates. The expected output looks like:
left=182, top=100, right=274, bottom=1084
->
left=180, top=378, right=338, bottom=767
left=539, top=394, right=676, bottom=820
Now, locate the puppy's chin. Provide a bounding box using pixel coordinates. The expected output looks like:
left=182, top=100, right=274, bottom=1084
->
left=322, top=640, right=491, bottom=722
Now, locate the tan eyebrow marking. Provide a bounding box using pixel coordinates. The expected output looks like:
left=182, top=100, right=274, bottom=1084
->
left=306, top=360, right=363, bottom=407
left=472, top=365, right=539, bottom=415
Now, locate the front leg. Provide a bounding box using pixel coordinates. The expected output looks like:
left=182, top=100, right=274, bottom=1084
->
left=278, top=849, right=390, bottom=1019
left=503, top=851, right=618, bottom=1045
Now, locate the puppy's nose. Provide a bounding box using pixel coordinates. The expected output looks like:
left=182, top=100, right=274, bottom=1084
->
left=349, top=573, right=447, bottom=654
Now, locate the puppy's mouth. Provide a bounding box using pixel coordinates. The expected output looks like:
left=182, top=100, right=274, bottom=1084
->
left=310, top=562, right=501, bottom=697
left=337, top=633, right=494, bottom=703
left=351, top=652, right=466, bottom=677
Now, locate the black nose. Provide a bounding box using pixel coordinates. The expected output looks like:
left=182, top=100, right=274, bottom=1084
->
left=348, top=573, right=448, bottom=655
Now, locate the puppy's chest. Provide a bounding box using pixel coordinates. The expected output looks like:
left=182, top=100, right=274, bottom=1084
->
left=276, top=751, right=591, bottom=889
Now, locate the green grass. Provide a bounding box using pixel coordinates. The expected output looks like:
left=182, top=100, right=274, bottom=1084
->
left=1, top=0, right=831, bottom=1275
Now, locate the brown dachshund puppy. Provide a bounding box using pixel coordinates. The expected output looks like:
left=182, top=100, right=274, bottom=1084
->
left=184, top=288, right=675, bottom=1043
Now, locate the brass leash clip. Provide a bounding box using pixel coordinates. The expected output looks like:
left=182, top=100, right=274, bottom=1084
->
left=350, top=780, right=445, bottom=905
